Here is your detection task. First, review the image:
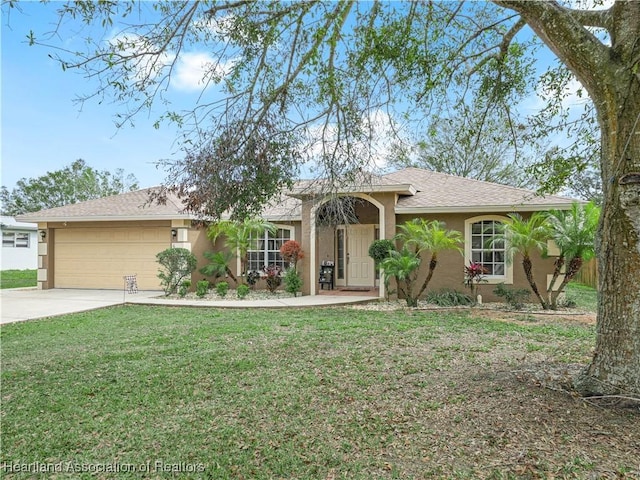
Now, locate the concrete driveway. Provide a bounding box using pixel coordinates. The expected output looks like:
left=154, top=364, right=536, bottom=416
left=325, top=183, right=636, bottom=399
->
left=0, top=288, right=378, bottom=325
left=0, top=288, right=159, bottom=324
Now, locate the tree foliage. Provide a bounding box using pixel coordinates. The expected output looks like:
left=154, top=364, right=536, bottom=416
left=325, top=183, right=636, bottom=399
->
left=379, top=247, right=421, bottom=308
left=11, top=0, right=640, bottom=395
left=16, top=1, right=534, bottom=217
left=545, top=202, right=600, bottom=309
left=396, top=219, right=463, bottom=299
left=0, top=159, right=139, bottom=215
left=152, top=119, right=301, bottom=220
left=207, top=218, right=276, bottom=284
left=493, top=212, right=550, bottom=310
left=393, top=100, right=538, bottom=187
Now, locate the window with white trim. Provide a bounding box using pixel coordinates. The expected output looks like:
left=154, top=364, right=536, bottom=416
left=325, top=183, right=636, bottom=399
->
left=247, top=227, right=293, bottom=272
left=465, top=216, right=512, bottom=283
left=2, top=232, right=30, bottom=248
left=336, top=227, right=345, bottom=280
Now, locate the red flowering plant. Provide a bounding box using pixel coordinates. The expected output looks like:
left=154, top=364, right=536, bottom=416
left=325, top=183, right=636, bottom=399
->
left=279, top=240, right=304, bottom=272
left=464, top=261, right=488, bottom=302
left=263, top=264, right=283, bottom=293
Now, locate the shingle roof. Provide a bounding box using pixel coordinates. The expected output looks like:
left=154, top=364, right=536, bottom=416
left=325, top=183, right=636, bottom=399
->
left=382, top=167, right=576, bottom=212
left=15, top=167, right=577, bottom=223
left=16, top=188, right=189, bottom=222
left=260, top=193, right=302, bottom=221
left=0, top=216, right=37, bottom=230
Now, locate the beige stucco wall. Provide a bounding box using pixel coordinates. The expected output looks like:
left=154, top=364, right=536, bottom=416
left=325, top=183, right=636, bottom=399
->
left=192, top=220, right=302, bottom=291
left=189, top=224, right=215, bottom=287
left=317, top=226, right=336, bottom=266
left=37, top=204, right=558, bottom=301
left=394, top=212, right=556, bottom=302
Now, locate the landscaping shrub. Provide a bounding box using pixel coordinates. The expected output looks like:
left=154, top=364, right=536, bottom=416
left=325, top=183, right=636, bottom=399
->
left=263, top=265, right=282, bottom=293
left=556, top=295, right=577, bottom=309
left=178, top=280, right=191, bottom=298
left=196, top=280, right=209, bottom=298
left=464, top=261, right=488, bottom=302
left=156, top=247, right=197, bottom=296
left=426, top=289, right=473, bottom=307
left=216, top=281, right=229, bottom=298
left=368, top=239, right=396, bottom=266
left=380, top=247, right=420, bottom=307
left=494, top=283, right=531, bottom=310
left=280, top=240, right=304, bottom=271
left=369, top=239, right=396, bottom=300
left=246, top=271, right=260, bottom=288
left=237, top=284, right=250, bottom=299
left=199, top=251, right=237, bottom=285
left=283, top=267, right=303, bottom=297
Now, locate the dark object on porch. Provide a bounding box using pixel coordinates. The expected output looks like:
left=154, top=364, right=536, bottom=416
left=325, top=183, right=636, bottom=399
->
left=319, top=261, right=335, bottom=290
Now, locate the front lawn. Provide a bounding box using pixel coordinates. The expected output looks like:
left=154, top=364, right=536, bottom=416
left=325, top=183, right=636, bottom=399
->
left=1, top=306, right=636, bottom=479
left=0, top=269, right=36, bottom=289
left=564, top=281, right=598, bottom=312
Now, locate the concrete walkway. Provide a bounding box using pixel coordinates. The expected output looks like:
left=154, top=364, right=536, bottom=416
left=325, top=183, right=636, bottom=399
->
left=0, top=288, right=377, bottom=324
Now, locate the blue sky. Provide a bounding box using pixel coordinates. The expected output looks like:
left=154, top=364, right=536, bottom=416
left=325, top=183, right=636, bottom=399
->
left=1, top=2, right=599, bottom=193
left=1, top=2, right=189, bottom=190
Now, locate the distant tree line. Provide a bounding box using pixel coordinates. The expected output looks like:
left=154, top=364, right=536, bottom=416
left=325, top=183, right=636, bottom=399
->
left=1, top=159, right=139, bottom=215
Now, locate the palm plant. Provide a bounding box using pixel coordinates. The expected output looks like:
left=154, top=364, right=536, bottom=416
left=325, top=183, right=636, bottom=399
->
left=380, top=247, right=421, bottom=307
left=493, top=212, right=551, bottom=309
left=395, top=219, right=463, bottom=299
left=545, top=201, right=599, bottom=309
left=207, top=218, right=277, bottom=284
left=200, top=250, right=237, bottom=285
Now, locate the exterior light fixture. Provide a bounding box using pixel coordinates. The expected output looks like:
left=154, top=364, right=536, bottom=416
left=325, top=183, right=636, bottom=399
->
left=171, top=229, right=177, bottom=238
left=39, top=230, right=47, bottom=241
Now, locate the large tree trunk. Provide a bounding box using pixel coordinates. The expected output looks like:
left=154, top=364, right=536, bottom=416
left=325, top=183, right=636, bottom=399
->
left=497, top=0, right=640, bottom=396
left=579, top=89, right=640, bottom=396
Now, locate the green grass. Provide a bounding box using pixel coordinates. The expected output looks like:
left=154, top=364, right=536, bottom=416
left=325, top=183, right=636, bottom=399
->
left=564, top=282, right=598, bottom=312
left=1, top=305, right=634, bottom=479
left=0, top=269, right=37, bottom=289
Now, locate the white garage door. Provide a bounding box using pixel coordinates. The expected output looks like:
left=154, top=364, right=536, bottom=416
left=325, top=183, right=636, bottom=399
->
left=54, top=227, right=170, bottom=290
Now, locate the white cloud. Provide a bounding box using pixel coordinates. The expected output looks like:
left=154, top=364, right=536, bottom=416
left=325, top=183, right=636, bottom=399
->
left=303, top=110, right=411, bottom=176
left=521, top=73, right=592, bottom=117
left=107, top=30, right=234, bottom=93
left=172, top=52, right=217, bottom=91
left=107, top=32, right=174, bottom=83
left=545, top=77, right=591, bottom=110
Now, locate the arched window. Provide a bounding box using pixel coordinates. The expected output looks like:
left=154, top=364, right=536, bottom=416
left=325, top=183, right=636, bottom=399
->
left=465, top=216, right=513, bottom=284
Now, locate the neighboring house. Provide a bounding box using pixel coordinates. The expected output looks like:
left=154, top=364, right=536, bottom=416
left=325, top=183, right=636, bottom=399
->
left=1, top=216, right=38, bottom=270
left=16, top=167, right=576, bottom=298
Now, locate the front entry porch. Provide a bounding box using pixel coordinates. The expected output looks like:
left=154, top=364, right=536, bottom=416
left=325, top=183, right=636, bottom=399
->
left=314, top=222, right=381, bottom=295
left=317, top=286, right=379, bottom=297
left=311, top=195, right=385, bottom=297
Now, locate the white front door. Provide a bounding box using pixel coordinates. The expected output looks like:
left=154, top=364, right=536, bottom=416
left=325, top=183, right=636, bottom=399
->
left=347, top=224, right=374, bottom=286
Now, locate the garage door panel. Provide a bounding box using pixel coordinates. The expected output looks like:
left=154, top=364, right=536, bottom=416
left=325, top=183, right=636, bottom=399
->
left=55, top=227, right=170, bottom=290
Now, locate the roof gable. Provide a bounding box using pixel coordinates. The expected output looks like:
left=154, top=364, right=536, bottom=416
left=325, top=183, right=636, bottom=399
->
left=14, top=167, right=578, bottom=223
left=15, top=188, right=189, bottom=223
left=382, top=167, right=577, bottom=212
